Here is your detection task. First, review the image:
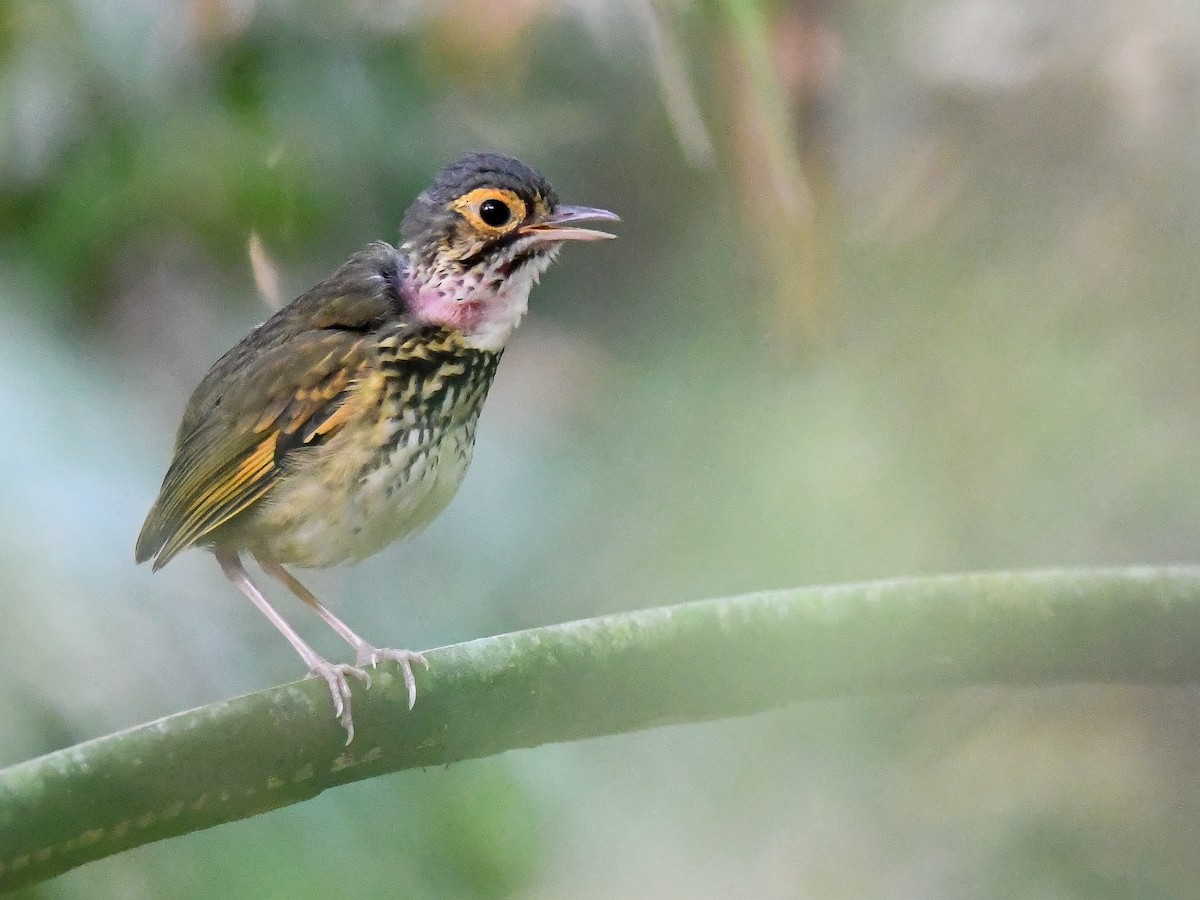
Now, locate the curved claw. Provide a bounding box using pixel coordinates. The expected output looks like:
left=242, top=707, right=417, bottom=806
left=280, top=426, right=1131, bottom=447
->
left=308, top=660, right=372, bottom=744
left=356, top=647, right=429, bottom=710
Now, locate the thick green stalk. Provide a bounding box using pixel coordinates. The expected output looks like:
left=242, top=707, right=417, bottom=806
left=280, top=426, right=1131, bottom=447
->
left=3, top=567, right=1200, bottom=891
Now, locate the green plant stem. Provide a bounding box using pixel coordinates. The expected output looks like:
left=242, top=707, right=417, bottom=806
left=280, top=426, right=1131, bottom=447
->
left=4, top=567, right=1200, bottom=891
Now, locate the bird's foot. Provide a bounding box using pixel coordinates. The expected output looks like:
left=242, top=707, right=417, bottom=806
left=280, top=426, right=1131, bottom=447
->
left=354, top=647, right=429, bottom=710
left=307, top=659, right=372, bottom=745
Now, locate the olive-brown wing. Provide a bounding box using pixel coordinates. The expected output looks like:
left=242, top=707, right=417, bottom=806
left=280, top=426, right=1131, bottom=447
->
left=135, top=328, right=374, bottom=569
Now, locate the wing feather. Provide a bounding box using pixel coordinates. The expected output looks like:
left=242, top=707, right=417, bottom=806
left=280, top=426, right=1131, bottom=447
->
left=136, top=331, right=372, bottom=569
left=136, top=243, right=414, bottom=568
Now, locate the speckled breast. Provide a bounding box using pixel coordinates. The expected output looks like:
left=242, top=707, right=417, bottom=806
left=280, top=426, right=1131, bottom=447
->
left=246, top=330, right=502, bottom=567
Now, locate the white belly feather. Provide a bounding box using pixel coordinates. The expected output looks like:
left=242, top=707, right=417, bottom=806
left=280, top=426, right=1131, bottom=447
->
left=250, top=422, right=475, bottom=567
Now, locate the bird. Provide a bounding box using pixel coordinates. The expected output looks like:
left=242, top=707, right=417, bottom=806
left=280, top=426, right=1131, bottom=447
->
left=135, top=152, right=618, bottom=742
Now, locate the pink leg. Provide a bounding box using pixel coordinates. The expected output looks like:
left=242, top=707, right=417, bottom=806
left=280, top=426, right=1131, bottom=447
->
left=215, top=548, right=369, bottom=744
left=258, top=558, right=429, bottom=710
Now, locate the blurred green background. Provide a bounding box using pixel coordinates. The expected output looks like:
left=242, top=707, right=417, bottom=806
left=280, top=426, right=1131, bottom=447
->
left=4, top=0, right=1200, bottom=896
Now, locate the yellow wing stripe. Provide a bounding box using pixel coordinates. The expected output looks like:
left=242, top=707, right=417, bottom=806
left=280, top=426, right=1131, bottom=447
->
left=194, top=435, right=278, bottom=509
left=141, top=334, right=376, bottom=568
left=150, top=434, right=279, bottom=568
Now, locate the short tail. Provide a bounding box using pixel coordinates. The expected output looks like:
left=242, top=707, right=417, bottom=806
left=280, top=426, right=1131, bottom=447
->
left=135, top=504, right=168, bottom=569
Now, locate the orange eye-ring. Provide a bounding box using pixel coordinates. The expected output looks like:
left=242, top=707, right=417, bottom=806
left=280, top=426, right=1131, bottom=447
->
left=450, top=188, right=527, bottom=235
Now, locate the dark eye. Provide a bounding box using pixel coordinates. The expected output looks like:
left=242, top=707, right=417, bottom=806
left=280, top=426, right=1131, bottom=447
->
left=478, top=198, right=511, bottom=228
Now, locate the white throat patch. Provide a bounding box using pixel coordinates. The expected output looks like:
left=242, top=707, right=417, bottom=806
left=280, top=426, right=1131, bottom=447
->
left=404, top=243, right=560, bottom=352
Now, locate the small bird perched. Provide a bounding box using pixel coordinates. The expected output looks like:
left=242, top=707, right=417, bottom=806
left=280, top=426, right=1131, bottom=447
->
left=136, top=152, right=618, bottom=742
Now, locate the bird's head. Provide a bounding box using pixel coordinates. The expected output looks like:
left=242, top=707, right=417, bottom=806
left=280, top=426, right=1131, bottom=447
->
left=398, top=152, right=618, bottom=350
